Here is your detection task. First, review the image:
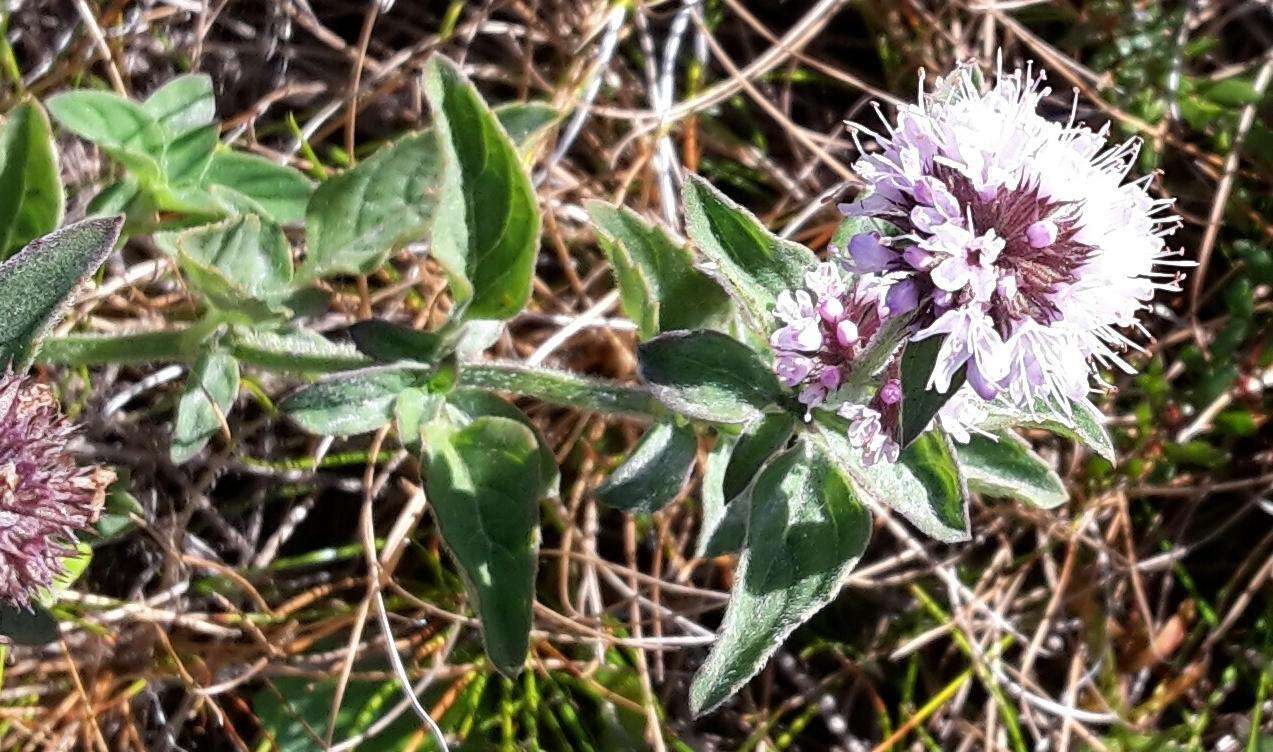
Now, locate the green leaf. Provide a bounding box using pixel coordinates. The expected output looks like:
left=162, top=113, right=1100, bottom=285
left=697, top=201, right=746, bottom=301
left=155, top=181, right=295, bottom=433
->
left=596, top=420, right=697, bottom=514
left=689, top=441, right=870, bottom=716
left=227, top=327, right=370, bottom=374
left=0, top=216, right=123, bottom=369
left=163, top=123, right=218, bottom=185
left=461, top=361, right=664, bottom=417
left=393, top=387, right=440, bottom=449
left=39, top=328, right=191, bottom=366
left=425, top=54, right=541, bottom=320
left=46, top=90, right=166, bottom=183
left=955, top=431, right=1067, bottom=509
left=171, top=349, right=239, bottom=463
left=348, top=319, right=455, bottom=364
left=252, top=677, right=421, bottom=752
left=980, top=397, right=1114, bottom=462
left=681, top=173, right=817, bottom=334
left=587, top=200, right=731, bottom=339
left=176, top=250, right=286, bottom=322
left=0, top=603, right=59, bottom=645
left=167, top=214, right=293, bottom=303
left=637, top=330, right=782, bottom=424
left=300, top=131, right=441, bottom=279
left=1202, top=77, right=1264, bottom=107
left=444, top=389, right=558, bottom=499
left=203, top=150, right=314, bottom=225
left=40, top=542, right=93, bottom=607
left=423, top=415, right=541, bottom=676
left=898, top=335, right=966, bottom=448
left=723, top=413, right=796, bottom=502
left=494, top=101, right=560, bottom=155
left=696, top=437, right=747, bottom=558
left=281, top=366, right=433, bottom=436
left=813, top=419, right=969, bottom=543
left=0, top=102, right=63, bottom=259
left=142, top=73, right=216, bottom=138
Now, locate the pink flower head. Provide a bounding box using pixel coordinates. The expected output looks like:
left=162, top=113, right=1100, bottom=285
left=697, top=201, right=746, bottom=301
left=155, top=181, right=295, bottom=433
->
left=769, top=263, right=889, bottom=413
left=0, top=376, right=113, bottom=608
left=840, top=59, right=1183, bottom=412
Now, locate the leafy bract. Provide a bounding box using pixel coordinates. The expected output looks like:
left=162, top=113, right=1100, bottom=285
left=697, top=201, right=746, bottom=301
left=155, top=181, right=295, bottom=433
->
left=898, top=335, right=966, bottom=448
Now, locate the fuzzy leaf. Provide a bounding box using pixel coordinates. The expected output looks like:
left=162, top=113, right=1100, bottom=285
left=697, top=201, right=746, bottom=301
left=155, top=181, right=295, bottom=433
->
left=281, top=366, right=434, bottom=436
left=814, top=418, right=969, bottom=543
left=956, top=431, right=1067, bottom=509
left=425, top=54, right=540, bottom=320
left=980, top=397, right=1115, bottom=462
left=171, top=349, right=239, bottom=463
left=596, top=420, right=697, bottom=514
left=0, top=103, right=63, bottom=259
left=47, top=90, right=166, bottom=184
left=697, top=437, right=747, bottom=558
left=494, top=101, right=559, bottom=155
left=723, top=413, right=797, bottom=502
left=169, top=214, right=293, bottom=303
left=0, top=216, right=123, bottom=369
left=163, top=123, right=218, bottom=185
left=587, top=200, right=731, bottom=339
left=681, top=174, right=817, bottom=335
left=227, top=327, right=370, bottom=374
left=423, top=416, right=541, bottom=676
left=142, top=74, right=215, bottom=138
left=199, top=152, right=311, bottom=225
left=637, top=330, right=782, bottom=424
left=689, top=441, right=870, bottom=716
left=898, top=335, right=966, bottom=448
left=348, top=319, right=455, bottom=365
left=301, top=131, right=441, bottom=279
left=444, top=389, right=558, bottom=499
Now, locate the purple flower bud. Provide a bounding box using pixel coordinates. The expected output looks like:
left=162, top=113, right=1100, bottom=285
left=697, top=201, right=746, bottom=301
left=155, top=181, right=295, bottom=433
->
left=885, top=279, right=920, bottom=315
left=878, top=378, right=903, bottom=405
left=847, top=232, right=895, bottom=273
left=818, top=296, right=844, bottom=323
left=0, top=376, right=113, bottom=608
left=835, top=319, right=860, bottom=348
left=1025, top=219, right=1058, bottom=248
left=819, top=366, right=843, bottom=390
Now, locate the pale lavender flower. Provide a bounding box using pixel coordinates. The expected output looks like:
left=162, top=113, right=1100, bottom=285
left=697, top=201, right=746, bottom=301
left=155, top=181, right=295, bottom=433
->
left=840, top=60, right=1183, bottom=412
left=0, top=376, right=113, bottom=608
left=770, top=263, right=891, bottom=413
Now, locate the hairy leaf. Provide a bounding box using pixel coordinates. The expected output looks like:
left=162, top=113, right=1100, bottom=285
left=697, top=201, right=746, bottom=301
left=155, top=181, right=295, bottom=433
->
left=171, top=349, right=239, bottom=463
left=142, top=74, right=215, bottom=138
left=681, top=174, right=816, bottom=334
left=0, top=103, right=63, bottom=259
left=281, top=366, right=433, bottom=436
left=689, top=441, right=870, bottom=716
left=956, top=431, right=1067, bottom=509
left=204, top=151, right=314, bottom=225
left=596, top=420, right=697, bottom=514
left=423, top=416, right=541, bottom=676
left=898, top=335, right=966, bottom=448
left=425, top=54, right=540, bottom=320
left=0, top=216, right=123, bottom=369
left=587, top=200, right=731, bottom=338
left=169, top=214, right=293, bottom=303
left=637, top=330, right=782, bottom=424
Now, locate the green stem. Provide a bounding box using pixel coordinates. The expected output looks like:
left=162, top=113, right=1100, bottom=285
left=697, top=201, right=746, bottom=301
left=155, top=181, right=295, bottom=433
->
left=461, top=360, right=664, bottom=417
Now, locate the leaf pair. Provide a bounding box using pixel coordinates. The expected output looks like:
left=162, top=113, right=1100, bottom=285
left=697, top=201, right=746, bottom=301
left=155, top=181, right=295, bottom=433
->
left=48, top=75, right=313, bottom=226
